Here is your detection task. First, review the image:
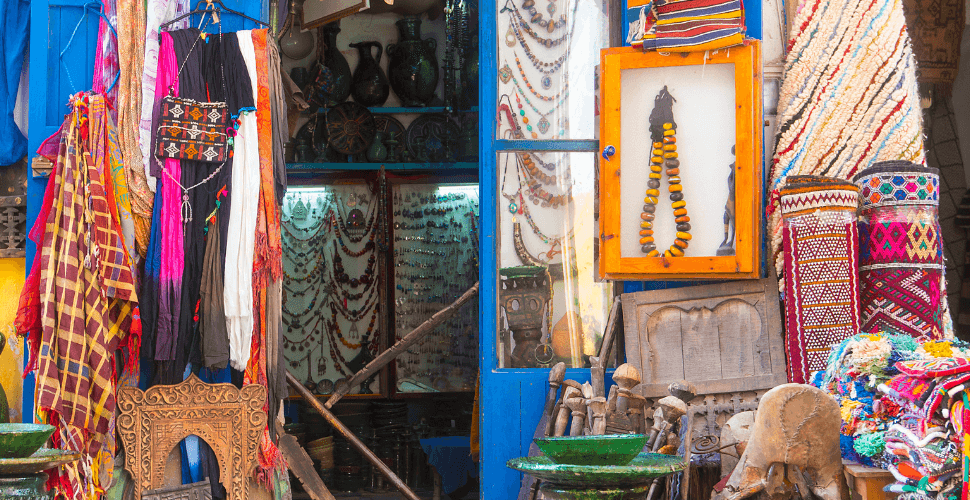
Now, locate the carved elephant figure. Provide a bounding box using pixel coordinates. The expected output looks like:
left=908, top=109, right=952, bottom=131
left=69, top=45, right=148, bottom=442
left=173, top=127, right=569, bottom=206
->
left=712, top=384, right=849, bottom=500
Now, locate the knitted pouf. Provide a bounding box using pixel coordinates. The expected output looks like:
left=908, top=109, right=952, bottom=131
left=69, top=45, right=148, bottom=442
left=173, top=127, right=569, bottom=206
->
left=781, top=176, right=861, bottom=383
left=854, top=161, right=945, bottom=340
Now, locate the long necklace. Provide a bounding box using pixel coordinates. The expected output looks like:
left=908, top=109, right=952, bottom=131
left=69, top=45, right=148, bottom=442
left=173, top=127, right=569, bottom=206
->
left=507, top=16, right=568, bottom=77
left=324, top=321, right=353, bottom=373
left=332, top=214, right=377, bottom=257
left=502, top=0, right=568, bottom=47
left=640, top=86, right=692, bottom=257
left=513, top=58, right=568, bottom=101
left=332, top=243, right=377, bottom=287
left=335, top=199, right=377, bottom=243
left=520, top=0, right=567, bottom=31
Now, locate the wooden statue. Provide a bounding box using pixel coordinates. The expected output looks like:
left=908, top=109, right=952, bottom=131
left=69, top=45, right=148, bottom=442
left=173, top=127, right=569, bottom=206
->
left=712, top=384, right=849, bottom=500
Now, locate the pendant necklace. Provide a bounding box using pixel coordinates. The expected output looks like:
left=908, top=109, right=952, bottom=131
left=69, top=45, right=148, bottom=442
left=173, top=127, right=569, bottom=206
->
left=502, top=0, right=568, bottom=47
left=640, top=86, right=692, bottom=257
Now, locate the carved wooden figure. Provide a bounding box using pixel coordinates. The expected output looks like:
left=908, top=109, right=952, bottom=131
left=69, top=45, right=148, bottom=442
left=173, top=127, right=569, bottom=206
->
left=117, top=374, right=267, bottom=500
left=712, top=384, right=849, bottom=500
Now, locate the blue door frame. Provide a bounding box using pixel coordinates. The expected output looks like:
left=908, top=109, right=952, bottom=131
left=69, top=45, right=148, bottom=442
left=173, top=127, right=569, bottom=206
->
left=476, top=1, right=764, bottom=496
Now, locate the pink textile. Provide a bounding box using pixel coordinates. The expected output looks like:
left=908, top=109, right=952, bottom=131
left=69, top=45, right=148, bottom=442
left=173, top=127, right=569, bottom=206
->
left=154, top=32, right=183, bottom=360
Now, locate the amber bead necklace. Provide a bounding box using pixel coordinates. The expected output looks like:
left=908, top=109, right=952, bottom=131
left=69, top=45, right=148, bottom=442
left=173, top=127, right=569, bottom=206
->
left=639, top=86, right=692, bottom=257
left=514, top=57, right=569, bottom=102
left=502, top=0, right=569, bottom=47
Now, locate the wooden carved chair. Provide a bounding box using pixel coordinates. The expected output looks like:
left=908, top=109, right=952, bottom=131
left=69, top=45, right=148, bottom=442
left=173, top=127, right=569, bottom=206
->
left=117, top=375, right=267, bottom=500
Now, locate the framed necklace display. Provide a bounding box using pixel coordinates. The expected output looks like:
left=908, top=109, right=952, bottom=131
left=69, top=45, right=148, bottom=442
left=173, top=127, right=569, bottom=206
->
left=281, top=183, right=384, bottom=396
left=392, top=183, right=480, bottom=393
left=598, top=41, right=762, bottom=279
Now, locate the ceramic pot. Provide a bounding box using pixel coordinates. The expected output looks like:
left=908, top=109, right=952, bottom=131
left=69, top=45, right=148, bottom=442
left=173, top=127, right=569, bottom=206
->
left=386, top=17, right=439, bottom=107
left=0, top=474, right=51, bottom=500
left=366, top=131, right=388, bottom=162
left=320, top=22, right=351, bottom=106
left=349, top=42, right=390, bottom=107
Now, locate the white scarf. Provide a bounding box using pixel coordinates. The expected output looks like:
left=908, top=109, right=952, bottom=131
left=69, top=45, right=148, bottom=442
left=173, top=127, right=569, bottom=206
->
left=225, top=30, right=260, bottom=371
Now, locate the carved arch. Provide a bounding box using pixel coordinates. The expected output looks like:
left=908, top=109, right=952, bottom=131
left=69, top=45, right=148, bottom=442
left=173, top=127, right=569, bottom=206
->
left=117, top=374, right=267, bottom=500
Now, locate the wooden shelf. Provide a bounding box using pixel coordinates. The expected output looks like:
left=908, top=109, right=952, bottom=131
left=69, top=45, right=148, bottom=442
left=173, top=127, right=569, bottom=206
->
left=308, top=106, right=479, bottom=115
left=286, top=162, right=478, bottom=171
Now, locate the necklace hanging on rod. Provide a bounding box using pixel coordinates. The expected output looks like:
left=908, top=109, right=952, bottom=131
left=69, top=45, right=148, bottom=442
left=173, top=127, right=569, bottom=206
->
left=502, top=1, right=569, bottom=47
left=640, top=86, right=692, bottom=257
left=521, top=0, right=567, bottom=32
left=513, top=58, right=568, bottom=100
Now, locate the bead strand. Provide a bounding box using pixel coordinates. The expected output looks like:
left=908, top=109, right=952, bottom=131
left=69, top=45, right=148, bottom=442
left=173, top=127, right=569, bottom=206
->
left=639, top=89, right=693, bottom=257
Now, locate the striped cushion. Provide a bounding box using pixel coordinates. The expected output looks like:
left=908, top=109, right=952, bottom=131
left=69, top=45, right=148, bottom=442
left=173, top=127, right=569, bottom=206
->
left=635, top=0, right=745, bottom=52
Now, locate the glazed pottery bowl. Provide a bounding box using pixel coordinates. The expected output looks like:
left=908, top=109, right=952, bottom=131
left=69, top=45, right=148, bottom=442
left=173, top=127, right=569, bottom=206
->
left=533, top=434, right=648, bottom=466
left=0, top=423, right=55, bottom=458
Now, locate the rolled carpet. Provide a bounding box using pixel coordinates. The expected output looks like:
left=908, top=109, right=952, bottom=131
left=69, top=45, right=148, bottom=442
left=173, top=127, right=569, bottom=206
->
left=855, top=161, right=945, bottom=340
left=781, top=176, right=861, bottom=383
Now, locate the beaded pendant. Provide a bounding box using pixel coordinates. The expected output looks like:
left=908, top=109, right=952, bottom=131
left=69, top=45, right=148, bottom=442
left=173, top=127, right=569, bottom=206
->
left=499, top=64, right=513, bottom=84
left=538, top=116, right=551, bottom=134
left=541, top=75, right=552, bottom=89
left=639, top=86, right=692, bottom=258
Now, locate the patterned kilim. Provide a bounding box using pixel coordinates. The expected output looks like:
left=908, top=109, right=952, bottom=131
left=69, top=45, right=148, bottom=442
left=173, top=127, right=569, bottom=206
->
left=781, top=177, right=861, bottom=383
left=767, top=0, right=925, bottom=285
left=645, top=0, right=745, bottom=52
left=855, top=162, right=945, bottom=340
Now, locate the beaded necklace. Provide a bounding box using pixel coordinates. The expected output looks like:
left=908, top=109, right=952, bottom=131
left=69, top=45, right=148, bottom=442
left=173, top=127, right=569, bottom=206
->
left=331, top=215, right=376, bottom=258
left=507, top=19, right=568, bottom=77
left=324, top=321, right=354, bottom=373
left=640, top=87, right=692, bottom=257
left=330, top=289, right=379, bottom=323
left=335, top=199, right=377, bottom=243
left=332, top=243, right=377, bottom=287
left=520, top=0, right=567, bottom=31
left=514, top=58, right=569, bottom=101
left=502, top=0, right=569, bottom=47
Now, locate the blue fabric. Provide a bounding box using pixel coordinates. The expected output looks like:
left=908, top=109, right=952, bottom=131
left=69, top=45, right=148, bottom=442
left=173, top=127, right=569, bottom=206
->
left=420, top=436, right=477, bottom=494
left=0, top=0, right=28, bottom=165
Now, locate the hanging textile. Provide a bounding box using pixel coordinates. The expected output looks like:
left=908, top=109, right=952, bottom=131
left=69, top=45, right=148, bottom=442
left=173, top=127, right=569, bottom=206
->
left=0, top=0, right=29, bottom=165
left=781, top=176, right=861, bottom=383
left=855, top=162, right=946, bottom=340
left=139, top=0, right=190, bottom=192
left=23, top=94, right=141, bottom=498
left=226, top=30, right=261, bottom=371
left=116, top=0, right=153, bottom=257
left=92, top=0, right=119, bottom=105
left=766, top=0, right=925, bottom=285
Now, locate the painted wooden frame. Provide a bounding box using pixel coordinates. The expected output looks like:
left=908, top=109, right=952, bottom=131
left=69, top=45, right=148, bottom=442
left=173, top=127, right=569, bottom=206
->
left=598, top=42, right=762, bottom=280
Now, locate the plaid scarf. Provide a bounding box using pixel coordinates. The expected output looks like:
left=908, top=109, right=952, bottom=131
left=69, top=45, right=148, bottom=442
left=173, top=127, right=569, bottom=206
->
left=26, top=95, right=140, bottom=498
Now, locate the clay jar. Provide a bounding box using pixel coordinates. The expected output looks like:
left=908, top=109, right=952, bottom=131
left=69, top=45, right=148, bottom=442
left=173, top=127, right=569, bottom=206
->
left=349, top=41, right=390, bottom=107
left=320, top=22, right=352, bottom=106
left=386, top=17, right=439, bottom=107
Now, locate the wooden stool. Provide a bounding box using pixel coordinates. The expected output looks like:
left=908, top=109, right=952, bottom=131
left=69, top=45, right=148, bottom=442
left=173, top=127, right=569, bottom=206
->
left=843, top=460, right=898, bottom=500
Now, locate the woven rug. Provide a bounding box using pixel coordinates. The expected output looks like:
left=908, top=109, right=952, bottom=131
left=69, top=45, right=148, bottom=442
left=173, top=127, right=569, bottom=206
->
left=855, top=162, right=945, bottom=340
left=781, top=176, right=861, bottom=383
left=767, top=0, right=925, bottom=284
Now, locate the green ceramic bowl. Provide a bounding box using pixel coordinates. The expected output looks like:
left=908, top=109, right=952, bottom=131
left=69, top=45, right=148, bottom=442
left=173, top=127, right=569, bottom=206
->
left=0, top=423, right=55, bottom=459
left=507, top=452, right=685, bottom=488
left=533, top=434, right=647, bottom=466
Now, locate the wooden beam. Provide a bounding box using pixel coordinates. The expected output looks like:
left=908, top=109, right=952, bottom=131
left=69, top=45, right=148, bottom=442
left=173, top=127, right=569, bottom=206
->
left=286, top=371, right=422, bottom=500
left=277, top=433, right=337, bottom=500
left=325, top=282, right=480, bottom=408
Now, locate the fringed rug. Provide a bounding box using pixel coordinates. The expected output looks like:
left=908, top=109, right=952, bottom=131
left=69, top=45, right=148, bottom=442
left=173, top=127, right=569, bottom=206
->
left=767, top=0, right=925, bottom=283
left=781, top=176, right=861, bottom=383
left=855, top=162, right=945, bottom=339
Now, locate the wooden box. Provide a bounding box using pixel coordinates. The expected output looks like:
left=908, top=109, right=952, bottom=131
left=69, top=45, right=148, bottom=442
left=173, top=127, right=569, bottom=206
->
left=598, top=42, right=763, bottom=279
left=621, top=278, right=785, bottom=398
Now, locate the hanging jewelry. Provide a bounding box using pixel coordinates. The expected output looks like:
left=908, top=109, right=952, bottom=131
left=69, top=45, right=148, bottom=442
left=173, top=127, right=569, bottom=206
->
left=502, top=1, right=569, bottom=47
left=514, top=58, right=568, bottom=101
left=520, top=0, right=567, bottom=32
left=640, top=86, right=692, bottom=257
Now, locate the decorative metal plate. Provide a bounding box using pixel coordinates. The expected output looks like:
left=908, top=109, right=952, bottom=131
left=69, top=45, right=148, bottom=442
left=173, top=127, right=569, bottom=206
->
left=325, top=102, right=376, bottom=155
left=405, top=114, right=459, bottom=162
left=143, top=479, right=213, bottom=500
left=373, top=115, right=407, bottom=161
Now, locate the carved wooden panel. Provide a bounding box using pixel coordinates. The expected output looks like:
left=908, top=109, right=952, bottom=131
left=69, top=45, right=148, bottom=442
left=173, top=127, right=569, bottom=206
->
left=117, top=374, right=267, bottom=500
left=143, top=479, right=213, bottom=500
left=621, top=279, right=785, bottom=398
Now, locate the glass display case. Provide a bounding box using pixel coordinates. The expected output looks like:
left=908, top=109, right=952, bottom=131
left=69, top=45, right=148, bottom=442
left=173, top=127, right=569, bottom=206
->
left=282, top=183, right=383, bottom=395
left=496, top=151, right=613, bottom=368
left=392, top=183, right=480, bottom=392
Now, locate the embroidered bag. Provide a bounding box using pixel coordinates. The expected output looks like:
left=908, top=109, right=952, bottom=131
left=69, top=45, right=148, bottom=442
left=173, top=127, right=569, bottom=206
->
left=155, top=27, right=230, bottom=163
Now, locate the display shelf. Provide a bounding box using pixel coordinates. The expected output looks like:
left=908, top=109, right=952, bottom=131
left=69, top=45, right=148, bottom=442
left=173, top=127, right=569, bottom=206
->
left=286, top=162, right=478, bottom=171
left=308, top=106, right=479, bottom=115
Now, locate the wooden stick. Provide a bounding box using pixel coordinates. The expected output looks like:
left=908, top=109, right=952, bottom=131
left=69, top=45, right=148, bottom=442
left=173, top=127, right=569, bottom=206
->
left=325, top=282, right=480, bottom=408
left=286, top=372, right=422, bottom=500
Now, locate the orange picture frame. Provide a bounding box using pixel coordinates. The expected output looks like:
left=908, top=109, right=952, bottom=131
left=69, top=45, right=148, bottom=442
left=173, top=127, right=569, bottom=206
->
left=598, top=41, right=762, bottom=280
